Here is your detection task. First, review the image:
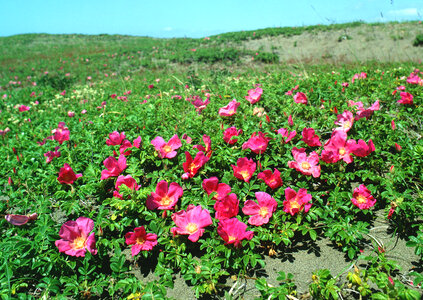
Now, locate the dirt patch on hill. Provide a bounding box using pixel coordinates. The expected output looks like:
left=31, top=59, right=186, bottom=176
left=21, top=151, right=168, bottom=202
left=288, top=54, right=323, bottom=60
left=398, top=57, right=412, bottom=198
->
left=238, top=22, right=423, bottom=64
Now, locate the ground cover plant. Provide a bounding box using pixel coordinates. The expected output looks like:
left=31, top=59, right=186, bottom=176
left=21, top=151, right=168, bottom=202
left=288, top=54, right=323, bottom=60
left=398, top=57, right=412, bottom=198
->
left=1, top=22, right=423, bottom=299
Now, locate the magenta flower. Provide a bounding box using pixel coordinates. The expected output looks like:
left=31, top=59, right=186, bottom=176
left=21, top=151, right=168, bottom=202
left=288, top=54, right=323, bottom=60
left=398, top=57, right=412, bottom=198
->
left=106, top=131, right=126, bottom=146
left=242, top=192, right=277, bottom=226
left=334, top=111, right=354, bottom=132
left=100, top=154, right=127, bottom=180
left=190, top=95, right=210, bottom=114
left=218, top=99, right=240, bottom=117
left=193, top=135, right=212, bottom=157
left=202, top=177, right=231, bottom=200
left=182, top=151, right=209, bottom=179
left=52, top=122, right=70, bottom=144
left=44, top=146, right=61, bottom=163
left=214, top=193, right=239, bottom=221
left=257, top=168, right=282, bottom=190
left=351, top=72, right=367, bottom=83
left=277, top=128, right=296, bottom=143
left=350, top=139, right=375, bottom=157
left=223, top=126, right=243, bottom=144
left=217, top=218, right=253, bottom=247
left=5, top=213, right=38, bottom=226
left=55, top=217, right=97, bottom=257
left=283, top=188, right=312, bottom=216
left=171, top=205, right=212, bottom=242
left=288, top=147, right=320, bottom=178
left=125, top=226, right=158, bottom=256
left=113, top=175, right=141, bottom=199
left=245, top=87, right=263, bottom=104
left=232, top=157, right=256, bottom=182
left=18, top=105, right=31, bottom=112
left=242, top=132, right=270, bottom=154
left=146, top=180, right=183, bottom=210
left=151, top=134, right=182, bottom=159
left=351, top=185, right=376, bottom=209
left=57, top=163, right=82, bottom=184
left=119, top=136, right=142, bottom=155
left=321, top=131, right=355, bottom=164
left=355, top=100, right=380, bottom=121
left=397, top=92, right=413, bottom=105
left=301, top=128, right=321, bottom=147
left=293, top=92, right=308, bottom=104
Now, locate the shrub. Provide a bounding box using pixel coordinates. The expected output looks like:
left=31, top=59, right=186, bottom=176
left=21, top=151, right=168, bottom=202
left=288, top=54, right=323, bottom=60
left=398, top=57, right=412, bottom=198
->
left=412, top=34, right=423, bottom=46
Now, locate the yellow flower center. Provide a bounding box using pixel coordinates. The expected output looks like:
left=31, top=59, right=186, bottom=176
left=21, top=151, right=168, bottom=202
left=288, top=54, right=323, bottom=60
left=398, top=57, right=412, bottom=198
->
left=339, top=147, right=346, bottom=155
left=290, top=200, right=301, bottom=210
left=240, top=170, right=250, bottom=180
left=228, top=109, right=234, bottom=115
left=259, top=207, right=269, bottom=218
left=136, top=236, right=146, bottom=245
left=72, top=236, right=86, bottom=250
left=343, top=121, right=351, bottom=129
left=356, top=195, right=366, bottom=204
left=160, top=195, right=172, bottom=206
left=162, top=145, right=172, bottom=153
left=301, top=161, right=311, bottom=170
left=186, top=223, right=198, bottom=234
left=228, top=236, right=237, bottom=242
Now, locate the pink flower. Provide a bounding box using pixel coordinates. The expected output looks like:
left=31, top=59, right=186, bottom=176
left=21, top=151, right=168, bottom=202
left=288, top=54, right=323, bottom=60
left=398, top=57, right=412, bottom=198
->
left=406, top=73, right=423, bottom=85
left=52, top=122, right=70, bottom=144
left=100, top=154, right=127, bottom=180
left=171, top=205, right=212, bottom=242
left=301, top=128, right=321, bottom=147
left=351, top=72, right=367, bottom=83
left=214, top=193, right=239, bottom=220
left=190, top=95, right=210, bottom=114
left=223, top=126, right=243, bottom=144
left=44, top=146, right=61, bottom=163
left=181, top=133, right=192, bottom=144
left=106, top=131, right=126, bottom=146
left=182, top=151, right=209, bottom=179
left=334, top=111, right=354, bottom=132
left=245, top=87, right=263, bottom=104
left=57, top=163, right=82, bottom=184
left=283, top=188, right=312, bottom=216
left=119, top=136, right=142, bottom=155
left=202, top=177, right=231, bottom=200
left=355, top=100, right=380, bottom=121
left=115, top=175, right=141, bottom=192
left=395, top=143, right=402, bottom=152
left=397, top=92, right=413, bottom=105
left=321, top=131, right=355, bottom=164
left=81, top=109, right=87, bottom=114
left=146, top=180, right=183, bottom=210
left=288, top=147, right=320, bottom=177
left=242, top=132, right=270, bottom=154
left=217, top=218, right=253, bottom=247
left=242, top=192, right=277, bottom=226
left=288, top=115, right=294, bottom=126
left=151, top=134, right=182, bottom=159
left=125, top=226, right=157, bottom=256
left=55, top=217, right=97, bottom=257
left=232, top=157, right=256, bottom=182
left=67, top=111, right=75, bottom=117
left=293, top=92, right=308, bottom=104
left=219, top=99, right=240, bottom=117
left=391, top=120, right=396, bottom=130
left=5, top=213, right=38, bottom=226
left=277, top=128, right=296, bottom=143
left=18, top=105, right=30, bottom=112
left=193, top=134, right=212, bottom=157
left=257, top=168, right=282, bottom=189
left=350, top=139, right=375, bottom=157
left=351, top=185, right=376, bottom=209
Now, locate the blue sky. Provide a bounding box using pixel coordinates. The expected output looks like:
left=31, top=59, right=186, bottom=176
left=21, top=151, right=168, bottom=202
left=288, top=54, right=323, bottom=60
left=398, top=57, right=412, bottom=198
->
left=1, top=0, right=422, bottom=38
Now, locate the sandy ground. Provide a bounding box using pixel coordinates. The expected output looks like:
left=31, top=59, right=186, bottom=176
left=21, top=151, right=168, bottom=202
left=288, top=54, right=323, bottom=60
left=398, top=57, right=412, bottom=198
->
left=239, top=22, right=423, bottom=64
left=130, top=210, right=420, bottom=299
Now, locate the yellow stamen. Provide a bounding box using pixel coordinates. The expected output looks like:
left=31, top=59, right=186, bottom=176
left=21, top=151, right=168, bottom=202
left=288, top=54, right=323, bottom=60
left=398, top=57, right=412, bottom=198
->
left=356, top=195, right=367, bottom=204
left=301, top=161, right=311, bottom=170
left=72, top=236, right=86, bottom=250
left=186, top=223, right=198, bottom=234
left=228, top=236, right=237, bottom=242
left=259, top=207, right=269, bottom=218
left=339, top=147, right=346, bottom=155
left=240, top=170, right=250, bottom=180
left=162, top=145, right=172, bottom=153
left=136, top=236, right=146, bottom=245
left=160, top=195, right=172, bottom=206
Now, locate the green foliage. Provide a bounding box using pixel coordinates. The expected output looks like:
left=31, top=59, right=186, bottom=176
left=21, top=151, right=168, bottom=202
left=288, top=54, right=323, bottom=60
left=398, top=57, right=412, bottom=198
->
left=412, top=34, right=423, bottom=46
